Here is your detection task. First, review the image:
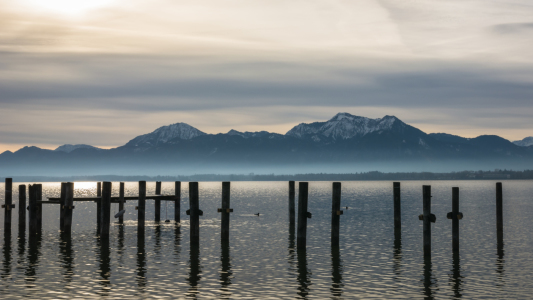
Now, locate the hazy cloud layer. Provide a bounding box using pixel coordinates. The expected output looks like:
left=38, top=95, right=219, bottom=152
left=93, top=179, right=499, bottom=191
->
left=0, top=0, right=532, bottom=152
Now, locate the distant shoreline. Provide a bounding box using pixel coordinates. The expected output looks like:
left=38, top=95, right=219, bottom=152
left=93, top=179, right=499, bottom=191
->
left=2, top=170, right=532, bottom=182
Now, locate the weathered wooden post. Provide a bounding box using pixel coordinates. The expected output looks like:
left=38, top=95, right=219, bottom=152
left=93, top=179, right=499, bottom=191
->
left=447, top=187, right=463, bottom=252
left=218, top=182, right=233, bottom=241
left=96, top=182, right=102, bottom=230
left=155, top=181, right=161, bottom=222
left=187, top=182, right=202, bottom=244
left=3, top=178, right=13, bottom=235
left=496, top=182, right=503, bottom=245
left=289, top=181, right=295, bottom=228
left=35, top=184, right=42, bottom=231
left=137, top=181, right=146, bottom=235
left=100, top=182, right=112, bottom=239
left=175, top=181, right=181, bottom=223
left=28, top=184, right=42, bottom=234
left=64, top=182, right=75, bottom=235
left=18, top=185, right=26, bottom=232
left=59, top=182, right=67, bottom=231
left=119, top=182, right=125, bottom=224
left=297, top=182, right=311, bottom=249
left=393, top=182, right=401, bottom=230
left=331, top=182, right=343, bottom=246
left=419, top=185, right=435, bottom=258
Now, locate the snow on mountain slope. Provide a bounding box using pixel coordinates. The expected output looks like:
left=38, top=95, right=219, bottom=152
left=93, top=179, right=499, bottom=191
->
left=513, top=136, right=533, bottom=147
left=125, top=122, right=206, bottom=147
left=286, top=113, right=405, bottom=140
left=55, top=144, right=101, bottom=153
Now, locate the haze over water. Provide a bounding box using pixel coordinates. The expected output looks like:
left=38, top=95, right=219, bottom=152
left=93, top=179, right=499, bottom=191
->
left=1, top=180, right=532, bottom=299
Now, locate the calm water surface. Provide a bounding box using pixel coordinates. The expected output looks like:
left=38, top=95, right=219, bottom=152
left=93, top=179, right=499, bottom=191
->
left=0, top=180, right=532, bottom=299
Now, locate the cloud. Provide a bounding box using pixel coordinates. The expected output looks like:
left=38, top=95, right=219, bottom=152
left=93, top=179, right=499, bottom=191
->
left=492, top=22, right=533, bottom=34
left=0, top=0, right=533, bottom=152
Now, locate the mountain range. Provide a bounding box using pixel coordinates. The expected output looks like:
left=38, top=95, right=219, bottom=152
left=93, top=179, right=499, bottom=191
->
left=1, top=113, right=532, bottom=176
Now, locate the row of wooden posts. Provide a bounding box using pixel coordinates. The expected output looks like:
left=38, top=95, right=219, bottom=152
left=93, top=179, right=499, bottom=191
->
left=3, top=179, right=505, bottom=256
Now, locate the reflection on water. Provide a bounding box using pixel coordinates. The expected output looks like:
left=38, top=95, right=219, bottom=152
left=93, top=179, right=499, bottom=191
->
left=422, top=257, right=438, bottom=300
left=219, top=240, right=232, bottom=299
left=449, top=252, right=463, bottom=298
left=97, top=237, right=111, bottom=296
left=297, top=247, right=311, bottom=299
left=187, top=241, right=202, bottom=299
left=0, top=181, right=531, bottom=299
left=25, top=232, right=41, bottom=287
left=496, top=242, right=505, bottom=288
left=59, top=233, right=74, bottom=285
left=393, top=228, right=402, bottom=280
left=136, top=232, right=147, bottom=292
left=2, top=233, right=11, bottom=281
left=330, top=245, right=343, bottom=298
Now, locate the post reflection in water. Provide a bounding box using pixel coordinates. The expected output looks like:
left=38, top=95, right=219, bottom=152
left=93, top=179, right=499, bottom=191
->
left=1, top=233, right=11, bottom=280
left=137, top=232, right=147, bottom=292
left=421, top=256, right=438, bottom=300
left=17, top=230, right=25, bottom=267
left=330, top=245, right=343, bottom=298
left=219, top=240, right=232, bottom=299
left=97, top=237, right=111, bottom=296
left=496, top=241, right=505, bottom=288
left=25, top=232, right=42, bottom=286
left=59, top=233, right=74, bottom=285
left=186, top=241, right=202, bottom=299
left=393, top=229, right=402, bottom=280
left=174, top=224, right=181, bottom=261
left=117, top=225, right=125, bottom=266
left=154, top=224, right=162, bottom=258
left=297, top=247, right=311, bottom=299
left=449, top=252, right=463, bottom=298
left=287, top=224, right=297, bottom=289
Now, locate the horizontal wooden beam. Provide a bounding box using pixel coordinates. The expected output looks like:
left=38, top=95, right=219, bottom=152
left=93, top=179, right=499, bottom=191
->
left=46, top=195, right=178, bottom=202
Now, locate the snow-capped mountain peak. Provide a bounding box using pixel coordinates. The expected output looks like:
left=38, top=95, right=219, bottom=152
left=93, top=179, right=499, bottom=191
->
left=286, top=113, right=404, bottom=140
left=125, top=122, right=206, bottom=147
left=513, top=136, right=533, bottom=147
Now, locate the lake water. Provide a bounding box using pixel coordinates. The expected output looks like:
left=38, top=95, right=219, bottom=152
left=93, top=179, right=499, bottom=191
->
left=0, top=180, right=532, bottom=299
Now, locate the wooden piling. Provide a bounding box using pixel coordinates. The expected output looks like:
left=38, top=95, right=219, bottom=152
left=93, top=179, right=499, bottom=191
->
left=331, top=182, right=342, bottom=246
left=289, top=181, right=295, bottom=227
left=119, top=182, right=125, bottom=224
left=3, top=178, right=13, bottom=235
left=496, top=182, right=503, bottom=245
left=28, top=184, right=42, bottom=234
left=175, top=181, right=181, bottom=223
left=422, top=185, right=432, bottom=258
left=297, top=182, right=310, bottom=249
left=138, top=181, right=146, bottom=235
left=18, top=185, right=26, bottom=232
left=220, top=181, right=231, bottom=241
left=189, top=182, right=200, bottom=243
left=35, top=184, right=42, bottom=232
left=100, top=182, right=112, bottom=239
left=64, top=182, right=75, bottom=235
left=452, top=187, right=460, bottom=252
left=59, top=182, right=67, bottom=231
left=155, top=181, right=161, bottom=222
left=97, top=182, right=102, bottom=230
left=393, top=182, right=401, bottom=230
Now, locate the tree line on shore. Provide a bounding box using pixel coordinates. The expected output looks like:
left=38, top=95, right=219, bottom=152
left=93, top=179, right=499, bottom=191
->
left=4, top=169, right=533, bottom=182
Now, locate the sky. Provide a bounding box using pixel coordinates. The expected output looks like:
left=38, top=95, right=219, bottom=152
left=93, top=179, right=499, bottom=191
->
left=0, top=0, right=532, bottom=153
